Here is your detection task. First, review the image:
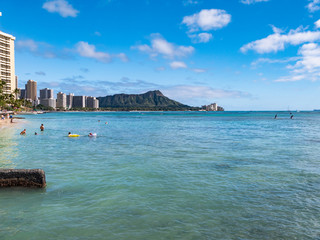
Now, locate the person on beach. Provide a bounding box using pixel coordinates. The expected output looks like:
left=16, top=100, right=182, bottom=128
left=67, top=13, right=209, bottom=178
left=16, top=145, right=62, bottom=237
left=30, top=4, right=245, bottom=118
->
left=40, top=124, right=44, bottom=131
left=20, top=129, right=26, bottom=135
left=10, top=118, right=13, bottom=123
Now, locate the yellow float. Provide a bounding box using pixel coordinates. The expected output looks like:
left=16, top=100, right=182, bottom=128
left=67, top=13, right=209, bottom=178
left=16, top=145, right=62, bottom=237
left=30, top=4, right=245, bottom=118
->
left=68, top=134, right=80, bottom=137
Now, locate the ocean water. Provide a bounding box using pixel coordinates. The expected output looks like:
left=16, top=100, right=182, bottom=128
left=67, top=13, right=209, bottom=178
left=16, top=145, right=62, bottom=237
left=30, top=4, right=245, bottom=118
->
left=0, top=111, right=320, bottom=240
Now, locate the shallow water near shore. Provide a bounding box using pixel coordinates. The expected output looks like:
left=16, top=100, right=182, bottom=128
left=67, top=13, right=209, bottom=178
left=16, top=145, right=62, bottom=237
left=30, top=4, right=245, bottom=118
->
left=0, top=111, right=320, bottom=239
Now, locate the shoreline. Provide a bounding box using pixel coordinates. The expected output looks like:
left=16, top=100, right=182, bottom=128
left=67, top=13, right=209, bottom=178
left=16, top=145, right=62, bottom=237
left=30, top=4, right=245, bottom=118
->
left=0, top=118, right=22, bottom=129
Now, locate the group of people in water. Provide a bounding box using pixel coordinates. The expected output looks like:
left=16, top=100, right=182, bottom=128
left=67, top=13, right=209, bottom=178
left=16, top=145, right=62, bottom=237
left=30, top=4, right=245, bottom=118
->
left=20, top=123, right=44, bottom=135
left=20, top=123, right=97, bottom=137
left=274, top=113, right=294, bottom=119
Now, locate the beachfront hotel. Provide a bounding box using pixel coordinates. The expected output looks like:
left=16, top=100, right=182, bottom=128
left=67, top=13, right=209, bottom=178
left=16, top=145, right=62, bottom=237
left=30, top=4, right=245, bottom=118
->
left=72, top=95, right=86, bottom=108
left=206, top=103, right=218, bottom=111
left=0, top=30, right=16, bottom=96
left=26, top=79, right=37, bottom=102
left=86, top=96, right=99, bottom=109
left=66, top=93, right=74, bottom=109
left=57, top=92, right=67, bottom=109
left=40, top=88, right=55, bottom=108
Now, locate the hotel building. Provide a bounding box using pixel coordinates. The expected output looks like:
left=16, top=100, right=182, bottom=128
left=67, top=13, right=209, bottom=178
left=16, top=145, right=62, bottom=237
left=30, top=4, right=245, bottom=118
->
left=0, top=31, right=16, bottom=95
left=206, top=103, right=218, bottom=111
left=72, top=96, right=86, bottom=108
left=56, top=92, right=67, bottom=109
left=40, top=88, right=56, bottom=108
left=86, top=96, right=99, bottom=109
left=26, top=79, right=37, bottom=101
left=66, top=93, right=74, bottom=109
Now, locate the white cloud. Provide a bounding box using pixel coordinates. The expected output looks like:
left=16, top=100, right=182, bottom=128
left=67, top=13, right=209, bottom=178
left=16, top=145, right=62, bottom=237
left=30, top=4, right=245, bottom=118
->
left=116, top=53, right=129, bottom=62
left=16, top=39, right=71, bottom=59
left=94, top=31, right=102, bottom=36
left=155, top=67, right=166, bottom=71
left=192, top=68, right=207, bottom=73
left=240, top=0, right=269, bottom=4
left=251, top=57, right=300, bottom=67
left=132, top=34, right=194, bottom=59
left=241, top=26, right=320, bottom=54
left=162, top=85, right=250, bottom=104
left=293, top=43, right=320, bottom=72
left=43, top=0, right=79, bottom=18
left=189, top=32, right=213, bottom=43
left=307, top=0, right=320, bottom=12
left=16, top=39, right=38, bottom=52
left=315, top=19, right=320, bottom=28
left=183, top=0, right=199, bottom=6
left=275, top=43, right=320, bottom=82
left=170, top=61, right=187, bottom=69
left=76, top=41, right=111, bottom=62
left=75, top=41, right=128, bottom=63
left=182, top=9, right=231, bottom=32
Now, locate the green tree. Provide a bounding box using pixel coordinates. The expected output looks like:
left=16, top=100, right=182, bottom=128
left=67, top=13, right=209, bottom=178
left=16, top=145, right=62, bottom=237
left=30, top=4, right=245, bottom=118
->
left=0, top=77, right=23, bottom=111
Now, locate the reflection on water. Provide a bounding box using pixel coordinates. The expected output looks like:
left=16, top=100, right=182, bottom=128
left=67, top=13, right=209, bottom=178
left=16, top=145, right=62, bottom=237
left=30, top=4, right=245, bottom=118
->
left=0, top=127, right=18, bottom=168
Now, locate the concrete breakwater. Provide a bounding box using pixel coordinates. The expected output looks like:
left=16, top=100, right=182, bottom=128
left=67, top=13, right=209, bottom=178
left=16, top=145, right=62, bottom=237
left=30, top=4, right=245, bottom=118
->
left=0, top=169, right=46, bottom=188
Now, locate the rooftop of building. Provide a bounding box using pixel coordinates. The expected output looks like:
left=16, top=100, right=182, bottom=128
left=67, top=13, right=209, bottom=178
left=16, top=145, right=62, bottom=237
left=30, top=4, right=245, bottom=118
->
left=0, top=31, right=15, bottom=40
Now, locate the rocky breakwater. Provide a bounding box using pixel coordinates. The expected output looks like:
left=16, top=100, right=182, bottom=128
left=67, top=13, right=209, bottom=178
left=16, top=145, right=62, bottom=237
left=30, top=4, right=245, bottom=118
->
left=0, top=169, right=46, bottom=188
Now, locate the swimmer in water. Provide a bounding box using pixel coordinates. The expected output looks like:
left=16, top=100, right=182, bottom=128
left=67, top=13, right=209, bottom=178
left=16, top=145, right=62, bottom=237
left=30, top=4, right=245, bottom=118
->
left=40, top=124, right=44, bottom=131
left=20, top=129, right=26, bottom=135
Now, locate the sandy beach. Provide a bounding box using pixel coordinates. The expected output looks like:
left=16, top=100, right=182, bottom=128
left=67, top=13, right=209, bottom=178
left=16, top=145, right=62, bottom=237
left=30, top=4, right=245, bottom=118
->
left=0, top=118, right=21, bottom=128
left=0, top=118, right=12, bottom=126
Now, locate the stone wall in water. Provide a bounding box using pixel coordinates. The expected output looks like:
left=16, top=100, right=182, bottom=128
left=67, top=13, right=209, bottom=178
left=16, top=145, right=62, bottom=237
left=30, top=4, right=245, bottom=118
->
left=0, top=169, right=46, bottom=188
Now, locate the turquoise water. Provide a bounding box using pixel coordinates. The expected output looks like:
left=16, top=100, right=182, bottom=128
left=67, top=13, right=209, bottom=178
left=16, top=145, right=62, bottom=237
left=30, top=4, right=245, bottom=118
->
left=0, top=111, right=320, bottom=239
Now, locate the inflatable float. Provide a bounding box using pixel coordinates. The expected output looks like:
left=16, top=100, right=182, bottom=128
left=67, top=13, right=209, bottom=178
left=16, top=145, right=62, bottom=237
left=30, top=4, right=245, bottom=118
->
left=68, top=134, right=80, bottom=137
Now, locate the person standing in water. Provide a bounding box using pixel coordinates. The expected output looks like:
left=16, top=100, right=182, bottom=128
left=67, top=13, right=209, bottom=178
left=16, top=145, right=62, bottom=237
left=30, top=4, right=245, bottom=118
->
left=40, top=124, right=45, bottom=131
left=274, top=114, right=277, bottom=119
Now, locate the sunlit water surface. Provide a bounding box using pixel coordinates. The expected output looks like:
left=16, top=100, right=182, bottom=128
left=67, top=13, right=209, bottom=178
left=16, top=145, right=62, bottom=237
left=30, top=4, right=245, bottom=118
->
left=0, top=111, right=320, bottom=239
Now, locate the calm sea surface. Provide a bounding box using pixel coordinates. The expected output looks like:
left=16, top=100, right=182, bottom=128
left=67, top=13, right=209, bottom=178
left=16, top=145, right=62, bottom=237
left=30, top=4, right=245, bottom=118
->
left=0, top=111, right=320, bottom=239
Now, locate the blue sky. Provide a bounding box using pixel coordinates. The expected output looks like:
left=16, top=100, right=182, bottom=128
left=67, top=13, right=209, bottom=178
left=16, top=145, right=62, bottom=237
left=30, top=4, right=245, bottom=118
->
left=1, top=0, right=320, bottom=110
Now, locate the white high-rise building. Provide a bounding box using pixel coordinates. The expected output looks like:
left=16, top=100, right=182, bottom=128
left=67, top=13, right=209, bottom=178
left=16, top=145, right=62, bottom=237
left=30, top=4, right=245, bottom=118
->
left=206, top=103, right=218, bottom=111
left=56, top=92, right=67, bottom=109
left=0, top=31, right=16, bottom=95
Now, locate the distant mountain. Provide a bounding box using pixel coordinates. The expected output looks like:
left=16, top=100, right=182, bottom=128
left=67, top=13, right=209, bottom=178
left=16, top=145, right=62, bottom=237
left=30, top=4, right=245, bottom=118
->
left=97, top=90, right=195, bottom=110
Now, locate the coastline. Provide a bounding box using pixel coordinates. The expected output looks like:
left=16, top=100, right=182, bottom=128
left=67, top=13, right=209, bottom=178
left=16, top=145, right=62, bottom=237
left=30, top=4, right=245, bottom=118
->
left=0, top=118, right=21, bottom=129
